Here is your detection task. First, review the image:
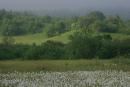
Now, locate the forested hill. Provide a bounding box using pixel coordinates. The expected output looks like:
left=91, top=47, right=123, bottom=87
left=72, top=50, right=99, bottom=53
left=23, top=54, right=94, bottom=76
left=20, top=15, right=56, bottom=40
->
left=0, top=9, right=130, bottom=37
left=31, top=9, right=130, bottom=20
left=0, top=9, right=130, bottom=44
left=0, top=9, right=130, bottom=60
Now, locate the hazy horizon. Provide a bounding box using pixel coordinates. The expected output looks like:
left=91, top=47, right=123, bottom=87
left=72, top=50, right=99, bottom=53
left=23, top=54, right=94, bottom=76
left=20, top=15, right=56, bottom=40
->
left=0, top=0, right=129, bottom=11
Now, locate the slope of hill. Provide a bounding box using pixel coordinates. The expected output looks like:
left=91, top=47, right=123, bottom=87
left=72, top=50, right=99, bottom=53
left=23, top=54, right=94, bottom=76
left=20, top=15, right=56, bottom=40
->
left=0, top=30, right=76, bottom=45
left=0, top=30, right=130, bottom=45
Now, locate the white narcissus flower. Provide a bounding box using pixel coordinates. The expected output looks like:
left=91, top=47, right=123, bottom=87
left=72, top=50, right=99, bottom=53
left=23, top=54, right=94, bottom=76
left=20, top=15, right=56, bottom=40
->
left=0, top=71, right=129, bottom=87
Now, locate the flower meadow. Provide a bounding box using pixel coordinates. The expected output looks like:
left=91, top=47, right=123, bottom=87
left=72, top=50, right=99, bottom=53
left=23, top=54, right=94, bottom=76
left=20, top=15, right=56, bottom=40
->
left=0, top=71, right=130, bottom=87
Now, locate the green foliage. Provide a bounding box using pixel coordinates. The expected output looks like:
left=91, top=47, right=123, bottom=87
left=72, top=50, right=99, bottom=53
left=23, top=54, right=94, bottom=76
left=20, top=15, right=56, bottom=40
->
left=124, top=20, right=130, bottom=35
left=26, top=41, right=65, bottom=60
left=87, top=11, right=106, bottom=21
left=67, top=32, right=101, bottom=59
left=0, top=10, right=129, bottom=36
left=97, top=40, right=117, bottom=58
left=40, top=41, right=65, bottom=59
left=0, top=10, right=130, bottom=60
left=2, top=36, right=15, bottom=45
left=114, top=38, right=130, bottom=57
left=47, top=21, right=67, bottom=37
left=0, top=36, right=30, bottom=60
left=72, top=11, right=129, bottom=34
left=66, top=31, right=130, bottom=59
left=0, top=10, right=46, bottom=36
left=0, top=44, right=15, bottom=60
left=75, top=11, right=106, bottom=32
left=0, top=33, right=130, bottom=60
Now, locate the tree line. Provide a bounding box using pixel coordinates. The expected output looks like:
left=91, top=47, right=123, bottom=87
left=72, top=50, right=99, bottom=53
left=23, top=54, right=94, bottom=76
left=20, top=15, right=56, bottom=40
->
left=0, top=9, right=130, bottom=37
left=0, top=32, right=130, bottom=60
left=0, top=9, right=130, bottom=60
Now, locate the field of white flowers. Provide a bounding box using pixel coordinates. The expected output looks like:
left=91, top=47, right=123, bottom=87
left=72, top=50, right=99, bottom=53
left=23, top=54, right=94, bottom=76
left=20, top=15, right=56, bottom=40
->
left=0, top=70, right=130, bottom=87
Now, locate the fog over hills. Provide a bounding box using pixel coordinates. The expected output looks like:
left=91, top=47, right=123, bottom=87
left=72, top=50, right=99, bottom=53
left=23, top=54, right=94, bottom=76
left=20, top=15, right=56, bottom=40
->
left=0, top=0, right=129, bottom=10
left=0, top=0, right=130, bottom=19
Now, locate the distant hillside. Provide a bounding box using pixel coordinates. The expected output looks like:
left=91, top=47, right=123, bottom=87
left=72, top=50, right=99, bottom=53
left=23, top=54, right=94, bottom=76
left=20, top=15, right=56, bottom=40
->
left=0, top=30, right=130, bottom=45
left=31, top=9, right=130, bottom=20
left=0, top=30, right=75, bottom=45
left=0, top=10, right=130, bottom=45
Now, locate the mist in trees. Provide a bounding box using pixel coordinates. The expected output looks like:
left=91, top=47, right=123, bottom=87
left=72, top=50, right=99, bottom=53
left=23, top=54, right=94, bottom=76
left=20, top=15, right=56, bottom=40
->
left=0, top=10, right=130, bottom=60
left=1, top=10, right=130, bottom=36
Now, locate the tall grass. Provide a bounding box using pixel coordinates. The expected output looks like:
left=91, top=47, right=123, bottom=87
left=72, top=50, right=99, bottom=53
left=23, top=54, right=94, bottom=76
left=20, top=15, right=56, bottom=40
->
left=0, top=58, right=130, bottom=73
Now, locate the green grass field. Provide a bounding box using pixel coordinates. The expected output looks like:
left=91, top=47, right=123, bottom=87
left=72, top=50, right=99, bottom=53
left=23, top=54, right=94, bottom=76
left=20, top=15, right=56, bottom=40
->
left=0, top=30, right=130, bottom=45
left=0, top=30, right=75, bottom=45
left=0, top=58, right=130, bottom=73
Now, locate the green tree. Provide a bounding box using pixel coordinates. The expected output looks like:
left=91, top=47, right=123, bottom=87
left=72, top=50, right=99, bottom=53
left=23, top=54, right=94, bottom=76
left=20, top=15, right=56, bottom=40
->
left=88, top=11, right=106, bottom=21
left=26, top=41, right=65, bottom=59
left=67, top=32, right=102, bottom=59
left=47, top=21, right=66, bottom=37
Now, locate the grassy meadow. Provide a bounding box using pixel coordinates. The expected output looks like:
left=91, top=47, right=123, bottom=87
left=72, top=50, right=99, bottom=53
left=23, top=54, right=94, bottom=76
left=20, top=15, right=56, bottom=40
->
left=0, top=30, right=130, bottom=45
left=0, top=58, right=130, bottom=73
left=0, top=30, right=130, bottom=73
left=0, top=30, right=74, bottom=45
left=0, top=10, right=130, bottom=87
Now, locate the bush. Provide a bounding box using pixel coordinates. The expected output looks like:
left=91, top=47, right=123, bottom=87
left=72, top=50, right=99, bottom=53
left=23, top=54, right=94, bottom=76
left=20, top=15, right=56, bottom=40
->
left=67, top=32, right=102, bottom=59
left=26, top=41, right=65, bottom=60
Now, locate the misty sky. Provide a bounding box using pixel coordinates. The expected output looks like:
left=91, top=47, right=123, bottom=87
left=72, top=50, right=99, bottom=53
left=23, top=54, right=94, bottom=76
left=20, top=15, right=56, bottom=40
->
left=0, top=0, right=129, bottom=10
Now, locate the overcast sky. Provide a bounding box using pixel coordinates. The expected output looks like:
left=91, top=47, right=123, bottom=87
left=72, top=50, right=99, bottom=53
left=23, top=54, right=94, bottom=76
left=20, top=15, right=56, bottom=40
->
left=0, top=0, right=129, bottom=10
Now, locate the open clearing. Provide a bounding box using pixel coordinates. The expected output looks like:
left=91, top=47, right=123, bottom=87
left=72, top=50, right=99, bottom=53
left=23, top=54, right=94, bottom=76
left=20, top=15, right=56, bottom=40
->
left=0, top=59, right=130, bottom=72
left=0, top=59, right=130, bottom=87
left=0, top=30, right=130, bottom=45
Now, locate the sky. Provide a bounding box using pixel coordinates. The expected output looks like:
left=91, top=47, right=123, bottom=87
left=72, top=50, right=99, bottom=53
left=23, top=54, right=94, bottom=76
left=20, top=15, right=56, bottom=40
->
left=0, top=0, right=129, bottom=10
